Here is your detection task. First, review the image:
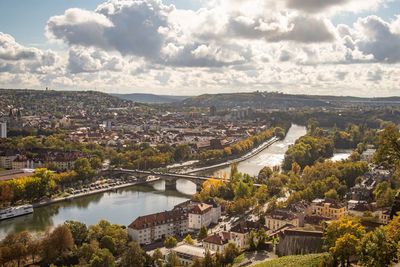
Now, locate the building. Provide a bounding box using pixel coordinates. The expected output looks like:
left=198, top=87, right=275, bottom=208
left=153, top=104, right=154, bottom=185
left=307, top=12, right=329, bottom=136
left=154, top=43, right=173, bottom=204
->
left=0, top=150, right=17, bottom=169
left=128, top=209, right=188, bottom=245
left=203, top=232, right=241, bottom=252
left=272, top=228, right=324, bottom=256
left=0, top=122, right=6, bottom=138
left=265, top=209, right=300, bottom=231
left=188, top=202, right=221, bottom=230
left=307, top=199, right=347, bottom=219
left=171, top=245, right=215, bottom=265
left=230, top=220, right=269, bottom=248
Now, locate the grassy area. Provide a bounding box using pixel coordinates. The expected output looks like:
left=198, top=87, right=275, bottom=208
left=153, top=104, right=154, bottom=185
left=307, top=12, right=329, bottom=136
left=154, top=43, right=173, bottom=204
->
left=253, top=253, right=328, bottom=267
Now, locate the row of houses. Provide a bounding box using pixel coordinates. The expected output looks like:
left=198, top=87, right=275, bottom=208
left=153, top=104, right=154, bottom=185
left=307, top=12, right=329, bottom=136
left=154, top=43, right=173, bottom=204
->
left=163, top=220, right=268, bottom=265
left=265, top=198, right=390, bottom=232
left=0, top=149, right=84, bottom=171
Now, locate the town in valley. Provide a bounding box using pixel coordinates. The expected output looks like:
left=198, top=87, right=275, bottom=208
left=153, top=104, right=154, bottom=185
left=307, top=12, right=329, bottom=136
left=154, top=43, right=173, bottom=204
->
left=1, top=0, right=400, bottom=266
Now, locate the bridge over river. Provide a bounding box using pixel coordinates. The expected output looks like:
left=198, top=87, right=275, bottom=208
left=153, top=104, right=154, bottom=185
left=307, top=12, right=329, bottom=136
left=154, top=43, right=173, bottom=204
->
left=102, top=168, right=264, bottom=191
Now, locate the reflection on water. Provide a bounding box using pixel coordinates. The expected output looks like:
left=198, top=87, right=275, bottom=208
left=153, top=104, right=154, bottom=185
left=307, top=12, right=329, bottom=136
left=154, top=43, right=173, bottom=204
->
left=210, top=124, right=307, bottom=177
left=0, top=180, right=195, bottom=238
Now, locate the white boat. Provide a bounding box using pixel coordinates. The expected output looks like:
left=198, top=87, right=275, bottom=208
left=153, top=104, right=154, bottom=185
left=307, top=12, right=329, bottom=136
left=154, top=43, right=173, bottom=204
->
left=0, top=205, right=33, bottom=220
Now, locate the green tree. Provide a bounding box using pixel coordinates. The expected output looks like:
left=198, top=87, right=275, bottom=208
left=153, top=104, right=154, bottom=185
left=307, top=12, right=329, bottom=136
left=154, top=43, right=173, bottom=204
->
left=65, top=220, right=88, bottom=246
left=183, top=234, right=195, bottom=245
left=324, top=189, right=339, bottom=200
left=324, top=217, right=365, bottom=266
left=359, top=227, right=396, bottom=267
left=198, top=226, right=208, bottom=240
left=203, top=250, right=216, bottom=267
left=99, top=235, right=115, bottom=255
left=89, top=157, right=103, bottom=170
left=258, top=166, right=273, bottom=183
left=165, top=251, right=181, bottom=267
left=89, top=248, right=115, bottom=267
left=74, top=158, right=95, bottom=180
left=374, top=181, right=395, bottom=208
left=174, top=144, right=192, bottom=162
left=164, top=236, right=178, bottom=248
left=257, top=228, right=268, bottom=250
left=222, top=243, right=240, bottom=265
left=152, top=248, right=163, bottom=267
left=330, top=233, right=359, bottom=267
left=247, top=230, right=257, bottom=251
left=374, top=123, right=400, bottom=167
left=120, top=242, right=146, bottom=267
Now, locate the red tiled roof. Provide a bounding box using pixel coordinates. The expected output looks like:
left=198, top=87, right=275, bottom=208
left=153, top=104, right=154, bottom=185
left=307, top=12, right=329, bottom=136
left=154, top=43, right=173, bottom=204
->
left=190, top=203, right=212, bottom=215
left=128, top=210, right=187, bottom=230
left=203, top=232, right=231, bottom=245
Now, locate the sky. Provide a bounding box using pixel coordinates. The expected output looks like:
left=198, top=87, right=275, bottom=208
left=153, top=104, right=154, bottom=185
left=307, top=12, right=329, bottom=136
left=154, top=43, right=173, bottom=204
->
left=0, top=0, right=399, bottom=97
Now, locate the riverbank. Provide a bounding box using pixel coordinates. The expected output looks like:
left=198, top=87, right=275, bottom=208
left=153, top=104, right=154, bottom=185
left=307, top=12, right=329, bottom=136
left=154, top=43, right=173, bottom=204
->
left=31, top=136, right=280, bottom=209
left=32, top=179, right=157, bottom=208
left=182, top=136, right=280, bottom=174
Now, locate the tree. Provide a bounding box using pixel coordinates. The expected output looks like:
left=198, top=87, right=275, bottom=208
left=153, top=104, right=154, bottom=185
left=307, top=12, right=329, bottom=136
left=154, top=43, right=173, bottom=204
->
left=257, top=228, right=268, bottom=250
left=74, top=158, right=95, bottom=180
left=325, top=189, right=339, bottom=200
left=88, top=220, right=128, bottom=255
left=79, top=241, right=98, bottom=264
left=324, top=217, right=365, bottom=266
left=203, top=250, right=216, bottom=267
left=373, top=181, right=395, bottom=208
left=99, top=235, right=116, bottom=254
left=274, top=127, right=286, bottom=140
left=89, top=248, right=115, bottom=267
left=222, top=243, right=240, bottom=265
left=41, top=225, right=74, bottom=264
left=255, top=185, right=269, bottom=205
left=359, top=227, right=396, bottom=267
left=233, top=181, right=252, bottom=199
left=89, top=157, right=103, bottom=170
left=173, top=144, right=191, bottom=162
left=65, top=220, right=88, bottom=246
left=152, top=248, right=163, bottom=267
left=183, top=234, right=195, bottom=245
left=330, top=233, right=359, bottom=267
left=164, top=236, right=178, bottom=248
left=258, top=166, right=273, bottom=183
left=1, top=231, right=32, bottom=267
left=165, top=251, right=181, bottom=267
left=120, top=242, right=146, bottom=267
left=198, top=226, right=208, bottom=240
left=247, top=230, right=257, bottom=251
left=374, top=123, right=400, bottom=167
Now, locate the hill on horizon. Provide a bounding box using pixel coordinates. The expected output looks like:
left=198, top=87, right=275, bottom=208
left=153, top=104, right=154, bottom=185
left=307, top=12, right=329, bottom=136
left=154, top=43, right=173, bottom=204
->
left=112, top=93, right=189, bottom=104
left=179, top=92, right=400, bottom=109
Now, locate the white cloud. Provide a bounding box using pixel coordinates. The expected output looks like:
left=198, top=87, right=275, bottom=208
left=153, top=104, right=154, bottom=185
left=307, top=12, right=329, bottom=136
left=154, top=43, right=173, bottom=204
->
left=354, top=15, right=400, bottom=63
left=68, top=47, right=124, bottom=73
left=0, top=32, right=59, bottom=74
left=285, top=0, right=384, bottom=14
left=1, top=0, right=399, bottom=97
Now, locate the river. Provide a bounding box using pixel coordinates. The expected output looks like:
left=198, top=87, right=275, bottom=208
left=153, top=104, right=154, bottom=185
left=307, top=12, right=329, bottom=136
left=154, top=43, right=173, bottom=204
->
left=2, top=124, right=344, bottom=238
left=209, top=124, right=307, bottom=177
left=0, top=180, right=195, bottom=238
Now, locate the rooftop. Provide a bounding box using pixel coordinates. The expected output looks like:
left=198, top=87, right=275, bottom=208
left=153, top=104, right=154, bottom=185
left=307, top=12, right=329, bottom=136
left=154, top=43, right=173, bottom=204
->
left=172, top=244, right=215, bottom=258
left=128, top=209, right=187, bottom=230
left=203, top=232, right=232, bottom=245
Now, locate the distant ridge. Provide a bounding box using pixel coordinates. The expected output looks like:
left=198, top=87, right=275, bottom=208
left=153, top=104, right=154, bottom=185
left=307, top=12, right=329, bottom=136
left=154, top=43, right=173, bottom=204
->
left=179, top=92, right=400, bottom=109
left=112, top=93, right=189, bottom=103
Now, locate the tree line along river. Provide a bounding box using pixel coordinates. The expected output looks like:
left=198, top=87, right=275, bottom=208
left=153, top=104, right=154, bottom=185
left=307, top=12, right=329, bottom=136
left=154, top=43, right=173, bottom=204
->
left=0, top=125, right=350, bottom=238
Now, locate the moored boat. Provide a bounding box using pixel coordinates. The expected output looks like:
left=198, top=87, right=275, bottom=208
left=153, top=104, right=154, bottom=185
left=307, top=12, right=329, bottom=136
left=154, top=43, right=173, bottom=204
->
left=0, top=205, right=33, bottom=220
